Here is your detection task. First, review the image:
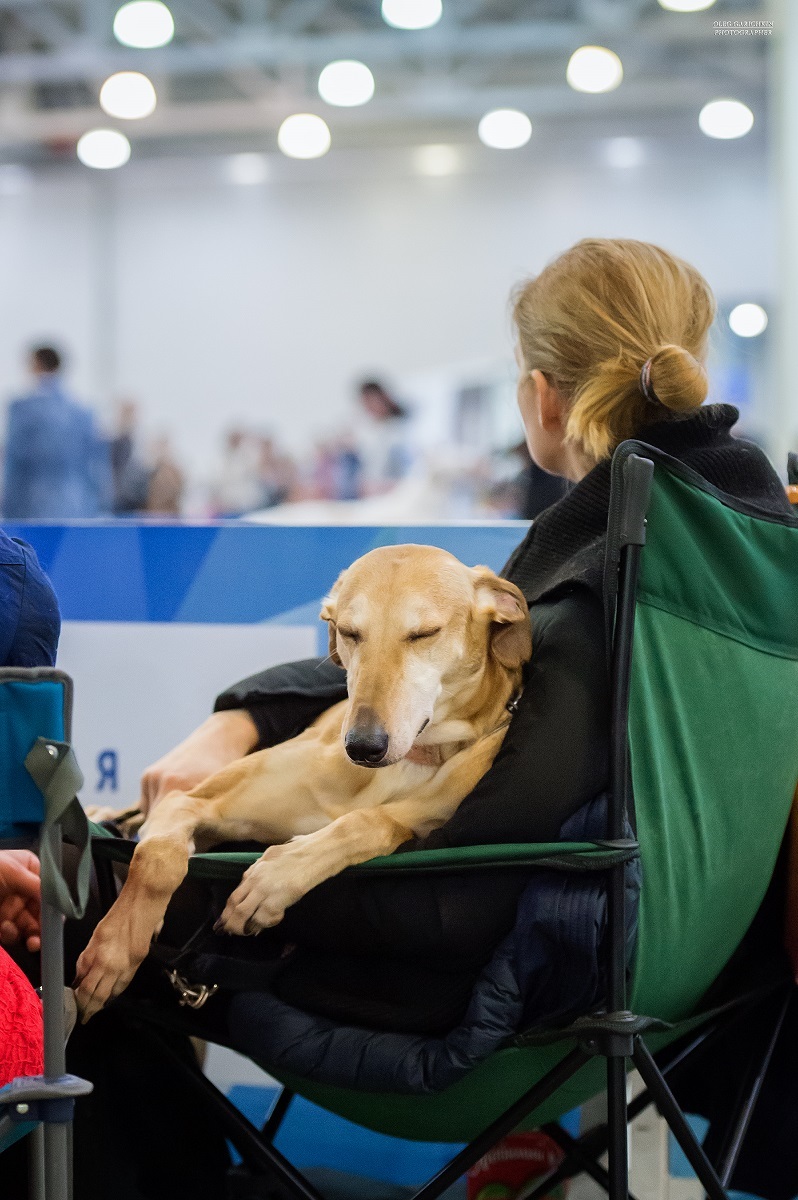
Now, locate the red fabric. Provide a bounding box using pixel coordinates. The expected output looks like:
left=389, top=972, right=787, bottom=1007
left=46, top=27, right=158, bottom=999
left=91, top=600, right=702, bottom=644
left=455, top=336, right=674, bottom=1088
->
left=0, top=947, right=43, bottom=1087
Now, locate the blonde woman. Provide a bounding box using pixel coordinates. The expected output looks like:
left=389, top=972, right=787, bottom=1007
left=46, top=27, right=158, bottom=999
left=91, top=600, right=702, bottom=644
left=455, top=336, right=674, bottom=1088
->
left=51, top=240, right=794, bottom=1199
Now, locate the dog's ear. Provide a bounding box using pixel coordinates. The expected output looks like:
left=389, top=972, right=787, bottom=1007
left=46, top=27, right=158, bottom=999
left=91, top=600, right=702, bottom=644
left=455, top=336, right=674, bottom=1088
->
left=472, top=567, right=532, bottom=669
left=320, top=573, right=345, bottom=667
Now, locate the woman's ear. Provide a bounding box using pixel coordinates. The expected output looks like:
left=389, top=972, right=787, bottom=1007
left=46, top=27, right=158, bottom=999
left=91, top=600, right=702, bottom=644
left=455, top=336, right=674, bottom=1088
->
left=472, top=567, right=532, bottom=669
left=531, top=370, right=567, bottom=435
left=319, top=573, right=345, bottom=667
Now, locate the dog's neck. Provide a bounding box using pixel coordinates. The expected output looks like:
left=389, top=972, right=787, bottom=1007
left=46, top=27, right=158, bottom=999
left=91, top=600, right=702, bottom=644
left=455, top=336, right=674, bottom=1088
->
left=407, top=659, right=522, bottom=765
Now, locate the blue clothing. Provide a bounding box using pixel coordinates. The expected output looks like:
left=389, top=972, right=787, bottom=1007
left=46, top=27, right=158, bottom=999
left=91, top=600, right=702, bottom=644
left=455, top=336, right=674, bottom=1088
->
left=2, top=379, right=111, bottom=519
left=0, top=532, right=60, bottom=667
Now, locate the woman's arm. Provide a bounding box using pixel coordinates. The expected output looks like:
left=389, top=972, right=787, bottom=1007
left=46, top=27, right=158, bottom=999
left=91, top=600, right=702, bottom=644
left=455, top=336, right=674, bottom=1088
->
left=139, top=710, right=260, bottom=816
left=140, top=657, right=347, bottom=816
left=213, top=656, right=347, bottom=749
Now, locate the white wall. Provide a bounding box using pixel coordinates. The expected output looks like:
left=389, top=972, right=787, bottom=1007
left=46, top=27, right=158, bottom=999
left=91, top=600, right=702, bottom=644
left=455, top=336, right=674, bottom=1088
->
left=0, top=132, right=774, bottom=480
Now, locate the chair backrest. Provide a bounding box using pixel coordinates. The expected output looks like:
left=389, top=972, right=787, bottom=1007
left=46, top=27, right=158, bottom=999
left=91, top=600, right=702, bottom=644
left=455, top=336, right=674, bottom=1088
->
left=623, top=454, right=798, bottom=1022
left=0, top=668, right=71, bottom=838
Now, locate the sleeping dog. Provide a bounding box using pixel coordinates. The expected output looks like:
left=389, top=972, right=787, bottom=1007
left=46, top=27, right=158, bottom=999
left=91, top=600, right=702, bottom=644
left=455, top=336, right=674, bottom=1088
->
left=75, top=544, right=531, bottom=1021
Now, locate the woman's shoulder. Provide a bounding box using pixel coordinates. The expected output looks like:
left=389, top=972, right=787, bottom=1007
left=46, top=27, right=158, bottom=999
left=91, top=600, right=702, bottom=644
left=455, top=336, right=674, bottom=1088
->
left=0, top=531, right=28, bottom=566
left=528, top=586, right=604, bottom=654
left=0, top=534, right=60, bottom=668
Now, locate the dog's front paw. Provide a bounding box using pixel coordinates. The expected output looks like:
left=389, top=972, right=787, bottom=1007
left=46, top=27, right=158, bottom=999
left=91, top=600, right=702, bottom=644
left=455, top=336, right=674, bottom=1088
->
left=74, top=922, right=148, bottom=1023
left=216, top=859, right=297, bottom=936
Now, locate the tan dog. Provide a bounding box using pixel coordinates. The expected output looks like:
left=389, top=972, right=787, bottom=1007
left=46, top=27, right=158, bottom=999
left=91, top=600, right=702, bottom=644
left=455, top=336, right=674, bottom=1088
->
left=75, top=545, right=531, bottom=1021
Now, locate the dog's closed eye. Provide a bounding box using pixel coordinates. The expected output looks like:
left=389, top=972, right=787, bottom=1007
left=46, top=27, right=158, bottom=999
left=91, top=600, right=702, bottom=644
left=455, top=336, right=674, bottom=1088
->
left=406, top=627, right=442, bottom=642
left=338, top=628, right=362, bottom=644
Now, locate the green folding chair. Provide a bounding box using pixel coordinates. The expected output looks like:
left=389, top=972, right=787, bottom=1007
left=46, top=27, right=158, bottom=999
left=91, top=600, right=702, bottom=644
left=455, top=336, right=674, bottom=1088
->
left=0, top=668, right=93, bottom=1200
left=90, top=444, right=798, bottom=1200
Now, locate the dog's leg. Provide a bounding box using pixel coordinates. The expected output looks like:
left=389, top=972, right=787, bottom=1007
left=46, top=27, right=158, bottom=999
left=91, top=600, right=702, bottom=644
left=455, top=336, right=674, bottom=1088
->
left=73, top=719, right=349, bottom=1021
left=74, top=791, right=209, bottom=1022
left=219, top=727, right=507, bottom=935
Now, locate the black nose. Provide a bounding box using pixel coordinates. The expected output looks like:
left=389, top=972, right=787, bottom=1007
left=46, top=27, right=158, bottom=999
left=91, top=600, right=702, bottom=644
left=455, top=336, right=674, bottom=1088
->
left=345, top=726, right=389, bottom=765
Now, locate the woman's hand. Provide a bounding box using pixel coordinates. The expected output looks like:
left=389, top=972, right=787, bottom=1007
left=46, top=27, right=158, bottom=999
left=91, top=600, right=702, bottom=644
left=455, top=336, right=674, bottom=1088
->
left=139, top=709, right=259, bottom=818
left=0, top=850, right=41, bottom=952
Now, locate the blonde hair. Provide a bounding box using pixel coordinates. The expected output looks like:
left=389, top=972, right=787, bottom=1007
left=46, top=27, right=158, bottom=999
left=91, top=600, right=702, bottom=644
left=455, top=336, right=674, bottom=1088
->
left=512, top=238, right=716, bottom=461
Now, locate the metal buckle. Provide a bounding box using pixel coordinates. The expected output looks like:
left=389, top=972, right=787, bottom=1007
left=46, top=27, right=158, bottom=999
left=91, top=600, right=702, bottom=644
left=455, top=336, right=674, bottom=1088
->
left=165, top=969, right=219, bottom=1010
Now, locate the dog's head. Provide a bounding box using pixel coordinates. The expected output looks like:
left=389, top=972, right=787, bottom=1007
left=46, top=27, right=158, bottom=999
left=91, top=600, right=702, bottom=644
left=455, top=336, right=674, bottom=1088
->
left=320, top=545, right=531, bottom=767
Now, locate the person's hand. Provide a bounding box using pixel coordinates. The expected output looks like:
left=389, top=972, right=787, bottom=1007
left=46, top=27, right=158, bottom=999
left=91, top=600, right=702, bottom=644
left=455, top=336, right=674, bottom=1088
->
left=139, top=710, right=259, bottom=818
left=0, top=850, right=41, bottom=952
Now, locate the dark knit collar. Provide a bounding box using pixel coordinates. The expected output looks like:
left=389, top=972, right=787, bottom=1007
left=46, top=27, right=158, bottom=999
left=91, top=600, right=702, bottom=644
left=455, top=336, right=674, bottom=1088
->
left=503, top=404, right=788, bottom=605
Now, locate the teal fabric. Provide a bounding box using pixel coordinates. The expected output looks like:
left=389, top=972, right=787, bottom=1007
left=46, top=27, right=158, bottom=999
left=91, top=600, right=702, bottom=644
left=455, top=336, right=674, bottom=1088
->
left=0, top=679, right=64, bottom=835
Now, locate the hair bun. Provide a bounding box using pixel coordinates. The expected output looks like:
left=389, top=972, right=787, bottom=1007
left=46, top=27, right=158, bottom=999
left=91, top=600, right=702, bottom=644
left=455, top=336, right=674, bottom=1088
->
left=647, top=344, right=708, bottom=413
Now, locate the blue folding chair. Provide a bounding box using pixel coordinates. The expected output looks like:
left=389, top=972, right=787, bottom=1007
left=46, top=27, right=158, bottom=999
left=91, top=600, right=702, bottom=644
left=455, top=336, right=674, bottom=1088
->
left=0, top=668, right=93, bottom=1200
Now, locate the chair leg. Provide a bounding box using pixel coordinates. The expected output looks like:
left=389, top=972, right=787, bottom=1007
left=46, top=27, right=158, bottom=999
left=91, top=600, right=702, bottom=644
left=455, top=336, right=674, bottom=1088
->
left=633, top=1039, right=727, bottom=1200
left=262, top=1088, right=294, bottom=1143
left=606, top=1056, right=630, bottom=1200
left=28, top=1124, right=45, bottom=1200
left=709, top=987, right=792, bottom=1188
left=40, top=830, right=70, bottom=1200
left=555, top=994, right=773, bottom=1178
left=542, top=1122, right=643, bottom=1200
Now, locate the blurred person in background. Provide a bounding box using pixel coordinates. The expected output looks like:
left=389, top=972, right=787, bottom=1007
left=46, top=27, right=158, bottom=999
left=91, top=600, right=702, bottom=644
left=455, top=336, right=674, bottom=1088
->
left=145, top=437, right=185, bottom=516
left=331, top=431, right=362, bottom=501
left=2, top=346, right=111, bottom=519
left=110, top=399, right=150, bottom=515
left=356, top=379, right=415, bottom=495
left=257, top=435, right=297, bottom=509
left=211, top=428, right=264, bottom=517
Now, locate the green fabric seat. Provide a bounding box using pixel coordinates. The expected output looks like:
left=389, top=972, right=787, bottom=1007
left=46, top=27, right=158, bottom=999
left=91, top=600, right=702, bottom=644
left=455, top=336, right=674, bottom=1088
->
left=92, top=447, right=798, bottom=1153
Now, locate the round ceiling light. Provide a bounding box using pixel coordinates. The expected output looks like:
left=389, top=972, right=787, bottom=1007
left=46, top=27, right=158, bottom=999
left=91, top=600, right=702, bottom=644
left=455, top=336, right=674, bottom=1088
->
left=277, top=113, right=331, bottom=159
left=699, top=98, right=754, bottom=139
left=318, top=60, right=375, bottom=107
left=603, top=136, right=646, bottom=169
left=226, top=153, right=269, bottom=185
left=658, top=0, right=716, bottom=10
left=567, top=45, right=624, bottom=93
left=77, top=128, right=131, bottom=170
left=113, top=1, right=174, bottom=48
left=100, top=71, right=157, bottom=120
left=381, top=0, right=442, bottom=30
left=414, top=144, right=461, bottom=176
left=728, top=303, right=768, bottom=338
left=478, top=109, right=532, bottom=150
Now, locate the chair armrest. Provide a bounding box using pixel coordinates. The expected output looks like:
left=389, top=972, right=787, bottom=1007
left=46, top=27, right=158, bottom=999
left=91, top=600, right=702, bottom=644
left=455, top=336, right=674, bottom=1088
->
left=89, top=822, right=638, bottom=883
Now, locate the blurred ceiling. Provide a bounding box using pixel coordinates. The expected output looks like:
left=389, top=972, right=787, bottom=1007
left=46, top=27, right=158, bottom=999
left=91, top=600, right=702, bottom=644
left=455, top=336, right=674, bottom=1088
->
left=0, top=0, right=773, bottom=158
